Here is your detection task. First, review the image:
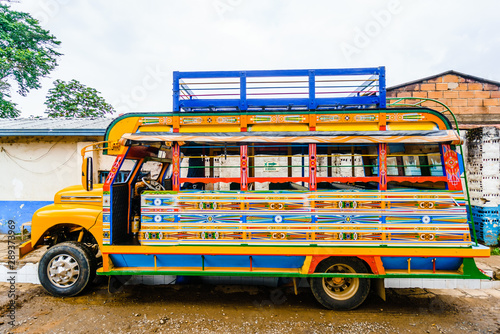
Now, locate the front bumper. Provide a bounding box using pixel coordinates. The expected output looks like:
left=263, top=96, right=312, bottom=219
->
left=19, top=240, right=34, bottom=259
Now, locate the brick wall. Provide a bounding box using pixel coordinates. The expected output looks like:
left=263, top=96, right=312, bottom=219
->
left=387, top=73, right=500, bottom=126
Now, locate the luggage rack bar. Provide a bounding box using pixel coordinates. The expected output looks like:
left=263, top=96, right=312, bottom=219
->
left=173, top=67, right=386, bottom=112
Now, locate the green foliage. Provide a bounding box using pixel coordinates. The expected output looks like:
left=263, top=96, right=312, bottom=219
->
left=45, top=79, right=115, bottom=118
left=491, top=247, right=500, bottom=256
left=0, top=4, right=61, bottom=118
left=0, top=90, right=19, bottom=117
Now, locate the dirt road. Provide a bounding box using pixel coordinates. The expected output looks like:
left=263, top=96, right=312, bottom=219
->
left=1, top=280, right=499, bottom=334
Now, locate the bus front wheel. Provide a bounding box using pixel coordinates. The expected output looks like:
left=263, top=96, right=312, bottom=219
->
left=310, top=257, right=370, bottom=310
left=38, top=241, right=97, bottom=297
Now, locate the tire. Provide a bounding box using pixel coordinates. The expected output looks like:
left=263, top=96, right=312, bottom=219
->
left=38, top=241, right=97, bottom=297
left=310, top=257, right=371, bottom=310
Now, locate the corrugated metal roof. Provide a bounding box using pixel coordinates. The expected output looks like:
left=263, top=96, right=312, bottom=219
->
left=0, top=118, right=113, bottom=136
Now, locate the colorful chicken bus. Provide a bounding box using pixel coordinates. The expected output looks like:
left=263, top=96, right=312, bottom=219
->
left=20, top=67, right=489, bottom=310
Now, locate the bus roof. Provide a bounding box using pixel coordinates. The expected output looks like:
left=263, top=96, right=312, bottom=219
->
left=119, top=129, right=461, bottom=147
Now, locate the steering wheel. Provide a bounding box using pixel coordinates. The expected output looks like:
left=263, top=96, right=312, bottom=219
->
left=141, top=177, right=165, bottom=191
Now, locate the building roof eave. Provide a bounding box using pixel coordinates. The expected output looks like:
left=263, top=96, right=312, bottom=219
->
left=388, top=70, right=500, bottom=91
left=0, top=129, right=106, bottom=137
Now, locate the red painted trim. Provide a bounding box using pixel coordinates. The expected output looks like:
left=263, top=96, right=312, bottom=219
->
left=317, top=176, right=379, bottom=183
left=386, top=176, right=448, bottom=183
left=308, top=255, right=385, bottom=275
left=379, top=143, right=387, bottom=191
left=442, top=144, right=461, bottom=190
left=240, top=145, right=248, bottom=191
left=358, top=256, right=385, bottom=275
left=308, top=255, right=330, bottom=274
left=309, top=143, right=317, bottom=191
left=172, top=143, right=180, bottom=191
left=179, top=177, right=240, bottom=183
left=103, top=153, right=126, bottom=192
left=248, top=177, right=309, bottom=183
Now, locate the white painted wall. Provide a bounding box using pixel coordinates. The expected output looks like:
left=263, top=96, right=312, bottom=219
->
left=0, top=137, right=111, bottom=201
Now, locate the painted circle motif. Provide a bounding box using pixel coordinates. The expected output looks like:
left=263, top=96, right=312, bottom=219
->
left=270, top=203, right=285, bottom=210
left=154, top=215, right=162, bottom=223
left=339, top=232, right=358, bottom=240
left=272, top=232, right=287, bottom=240
left=274, top=215, right=283, bottom=223
left=419, top=201, right=435, bottom=209
left=154, top=198, right=162, bottom=206
left=201, top=231, right=219, bottom=240
left=421, top=216, right=431, bottom=224
left=205, top=215, right=214, bottom=223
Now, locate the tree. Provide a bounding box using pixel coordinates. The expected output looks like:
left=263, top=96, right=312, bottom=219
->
left=0, top=4, right=62, bottom=117
left=45, top=79, right=115, bottom=118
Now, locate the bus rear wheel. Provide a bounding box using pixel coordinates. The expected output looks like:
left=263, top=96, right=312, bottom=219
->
left=38, top=241, right=97, bottom=297
left=310, top=257, right=370, bottom=310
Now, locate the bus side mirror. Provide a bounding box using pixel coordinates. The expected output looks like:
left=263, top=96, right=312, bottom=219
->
left=82, top=157, right=94, bottom=191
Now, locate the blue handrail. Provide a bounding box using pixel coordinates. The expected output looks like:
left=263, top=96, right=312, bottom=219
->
left=173, top=67, right=386, bottom=112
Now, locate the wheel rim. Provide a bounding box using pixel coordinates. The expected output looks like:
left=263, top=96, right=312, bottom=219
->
left=322, top=263, right=359, bottom=301
left=47, top=254, right=80, bottom=288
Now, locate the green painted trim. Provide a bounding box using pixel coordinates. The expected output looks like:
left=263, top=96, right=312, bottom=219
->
left=461, top=257, right=489, bottom=279
left=96, top=270, right=484, bottom=280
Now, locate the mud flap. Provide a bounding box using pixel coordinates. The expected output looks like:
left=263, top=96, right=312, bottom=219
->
left=19, top=240, right=34, bottom=259
left=373, top=278, right=386, bottom=301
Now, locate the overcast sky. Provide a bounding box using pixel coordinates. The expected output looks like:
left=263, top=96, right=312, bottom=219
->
left=7, top=0, right=500, bottom=117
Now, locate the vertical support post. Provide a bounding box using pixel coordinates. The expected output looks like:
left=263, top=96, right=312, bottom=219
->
left=209, top=148, right=214, bottom=178
left=240, top=145, right=248, bottom=191
left=249, top=146, right=255, bottom=179
left=172, top=142, right=180, bottom=191
left=378, top=143, right=387, bottom=191
left=301, top=146, right=305, bottom=187
left=379, top=112, right=387, bottom=131
left=441, top=144, right=461, bottom=190
left=378, top=143, right=387, bottom=246
left=327, top=147, right=332, bottom=177
left=351, top=146, right=355, bottom=178
left=240, top=71, right=248, bottom=111
left=309, top=143, right=317, bottom=191
left=173, top=71, right=180, bottom=112
left=378, top=66, right=386, bottom=109
left=287, top=146, right=293, bottom=178
left=308, top=70, right=316, bottom=110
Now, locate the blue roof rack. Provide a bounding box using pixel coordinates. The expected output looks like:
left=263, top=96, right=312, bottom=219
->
left=173, top=67, right=386, bottom=112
